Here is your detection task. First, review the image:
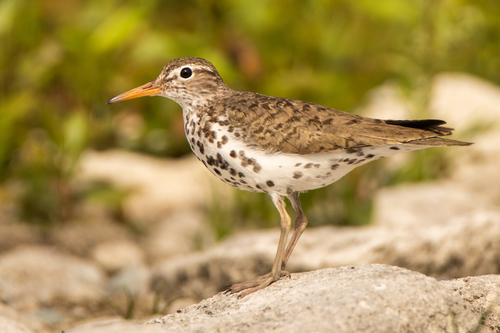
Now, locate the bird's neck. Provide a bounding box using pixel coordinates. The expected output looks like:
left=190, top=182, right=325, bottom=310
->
left=176, top=88, right=229, bottom=110
left=180, top=99, right=227, bottom=127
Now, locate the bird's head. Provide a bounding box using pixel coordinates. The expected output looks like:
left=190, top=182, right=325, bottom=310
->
left=107, top=57, right=229, bottom=108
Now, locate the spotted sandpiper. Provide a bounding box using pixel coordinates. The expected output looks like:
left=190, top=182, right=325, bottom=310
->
left=108, top=57, right=471, bottom=297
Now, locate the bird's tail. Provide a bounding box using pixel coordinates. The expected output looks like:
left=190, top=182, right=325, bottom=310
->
left=406, top=137, right=472, bottom=146
left=384, top=119, right=472, bottom=146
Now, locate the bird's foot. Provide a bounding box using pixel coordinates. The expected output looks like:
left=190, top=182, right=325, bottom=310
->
left=227, top=270, right=290, bottom=298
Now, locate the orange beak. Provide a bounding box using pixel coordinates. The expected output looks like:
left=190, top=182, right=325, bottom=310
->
left=107, top=81, right=161, bottom=104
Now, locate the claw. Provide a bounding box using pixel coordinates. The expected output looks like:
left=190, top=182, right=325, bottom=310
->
left=227, top=270, right=291, bottom=297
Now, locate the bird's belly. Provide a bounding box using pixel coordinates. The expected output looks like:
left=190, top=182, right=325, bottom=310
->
left=187, top=131, right=423, bottom=196
left=185, top=118, right=425, bottom=195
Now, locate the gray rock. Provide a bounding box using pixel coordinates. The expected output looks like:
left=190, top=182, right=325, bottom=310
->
left=0, top=303, right=47, bottom=333
left=29, top=309, right=64, bottom=326
left=166, top=298, right=197, bottom=314
left=430, top=73, right=500, bottom=129
left=51, top=220, right=131, bottom=257
left=151, top=230, right=276, bottom=300
left=108, top=265, right=151, bottom=294
left=144, top=210, right=215, bottom=261
left=440, top=275, right=500, bottom=332
left=450, top=128, right=500, bottom=209
left=0, top=245, right=105, bottom=311
left=151, top=208, right=500, bottom=301
left=91, top=240, right=146, bottom=273
left=65, top=266, right=484, bottom=333
left=64, top=318, right=164, bottom=333
left=373, top=210, right=500, bottom=278
left=149, top=265, right=477, bottom=333
left=77, top=150, right=233, bottom=223
left=0, top=316, right=35, bottom=333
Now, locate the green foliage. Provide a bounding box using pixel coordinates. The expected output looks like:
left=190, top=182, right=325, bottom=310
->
left=1, top=0, right=498, bottom=226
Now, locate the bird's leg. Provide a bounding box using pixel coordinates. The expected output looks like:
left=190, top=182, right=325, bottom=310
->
left=281, top=192, right=308, bottom=270
left=229, top=193, right=291, bottom=297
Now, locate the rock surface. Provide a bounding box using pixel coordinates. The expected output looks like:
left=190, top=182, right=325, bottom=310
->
left=64, top=318, right=165, bottom=333
left=68, top=265, right=496, bottom=333
left=0, top=246, right=105, bottom=311
left=430, top=72, right=500, bottom=128
left=78, top=151, right=233, bottom=223
left=150, top=207, right=500, bottom=301
left=441, top=275, right=500, bottom=332
left=144, top=210, right=215, bottom=261
left=0, top=316, right=35, bottom=333
left=0, top=303, right=46, bottom=333
left=151, top=265, right=476, bottom=333
left=91, top=240, right=145, bottom=273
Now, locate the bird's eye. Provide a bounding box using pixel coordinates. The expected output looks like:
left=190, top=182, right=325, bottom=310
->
left=180, top=67, right=192, bottom=79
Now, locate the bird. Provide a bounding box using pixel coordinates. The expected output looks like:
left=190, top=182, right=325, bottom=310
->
left=108, top=57, right=471, bottom=297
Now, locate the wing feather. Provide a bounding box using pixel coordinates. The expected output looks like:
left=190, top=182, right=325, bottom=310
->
left=226, top=92, right=470, bottom=154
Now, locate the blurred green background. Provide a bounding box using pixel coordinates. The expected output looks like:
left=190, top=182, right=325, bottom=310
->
left=1, top=0, right=498, bottom=231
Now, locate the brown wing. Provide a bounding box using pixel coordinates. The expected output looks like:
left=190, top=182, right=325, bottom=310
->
left=226, top=92, right=470, bottom=154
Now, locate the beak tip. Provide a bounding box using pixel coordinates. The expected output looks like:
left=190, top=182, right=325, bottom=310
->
left=106, top=81, right=159, bottom=106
